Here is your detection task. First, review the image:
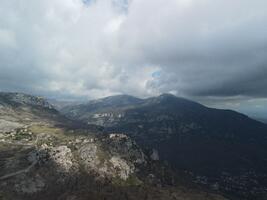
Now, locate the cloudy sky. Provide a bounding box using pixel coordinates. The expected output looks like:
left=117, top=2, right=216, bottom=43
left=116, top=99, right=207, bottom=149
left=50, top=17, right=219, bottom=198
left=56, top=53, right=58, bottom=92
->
left=0, top=0, right=267, bottom=118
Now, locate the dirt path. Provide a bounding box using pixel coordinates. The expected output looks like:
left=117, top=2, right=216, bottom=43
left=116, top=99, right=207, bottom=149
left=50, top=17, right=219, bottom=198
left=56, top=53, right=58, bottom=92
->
left=0, top=140, right=33, bottom=146
left=0, top=160, right=37, bottom=180
left=0, top=135, right=40, bottom=180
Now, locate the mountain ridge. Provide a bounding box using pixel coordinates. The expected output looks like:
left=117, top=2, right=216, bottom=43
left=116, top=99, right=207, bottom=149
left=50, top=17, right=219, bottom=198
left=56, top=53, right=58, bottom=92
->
left=61, top=93, right=267, bottom=199
left=0, top=92, right=55, bottom=110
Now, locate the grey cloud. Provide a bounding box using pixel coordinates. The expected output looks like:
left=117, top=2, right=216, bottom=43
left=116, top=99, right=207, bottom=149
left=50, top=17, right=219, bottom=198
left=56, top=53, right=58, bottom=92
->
left=113, top=0, right=267, bottom=99
left=0, top=0, right=266, bottom=111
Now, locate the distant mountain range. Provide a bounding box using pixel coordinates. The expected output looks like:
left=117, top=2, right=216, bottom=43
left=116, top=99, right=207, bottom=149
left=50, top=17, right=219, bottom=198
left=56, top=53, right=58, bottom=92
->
left=62, top=93, right=267, bottom=199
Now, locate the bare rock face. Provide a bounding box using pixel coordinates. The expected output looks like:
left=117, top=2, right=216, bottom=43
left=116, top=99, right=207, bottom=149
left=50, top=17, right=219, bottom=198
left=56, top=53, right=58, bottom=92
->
left=78, top=134, right=146, bottom=180
left=47, top=146, right=76, bottom=173
left=150, top=149, right=159, bottom=161
left=78, top=142, right=132, bottom=180
left=107, top=133, right=147, bottom=165
left=30, top=145, right=79, bottom=178
left=109, top=156, right=134, bottom=180
left=79, top=142, right=100, bottom=171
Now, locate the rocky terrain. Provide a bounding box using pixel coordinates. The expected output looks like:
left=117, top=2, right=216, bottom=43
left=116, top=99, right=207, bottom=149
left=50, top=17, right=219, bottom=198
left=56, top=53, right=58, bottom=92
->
left=0, top=92, right=227, bottom=200
left=62, top=94, right=267, bottom=200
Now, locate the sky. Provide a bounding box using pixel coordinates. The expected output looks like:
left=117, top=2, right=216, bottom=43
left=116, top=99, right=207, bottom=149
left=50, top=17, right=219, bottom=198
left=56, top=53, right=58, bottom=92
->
left=0, top=0, right=267, bottom=119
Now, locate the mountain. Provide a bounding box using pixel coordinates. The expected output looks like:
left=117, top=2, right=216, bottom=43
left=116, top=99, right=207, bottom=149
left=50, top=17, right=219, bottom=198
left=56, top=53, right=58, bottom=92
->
left=254, top=117, right=267, bottom=124
left=0, top=92, right=90, bottom=131
left=62, top=93, right=267, bottom=199
left=47, top=99, right=84, bottom=110
left=0, top=92, right=60, bottom=131
left=62, top=95, right=144, bottom=122
left=0, top=92, right=226, bottom=200
left=0, top=92, right=54, bottom=109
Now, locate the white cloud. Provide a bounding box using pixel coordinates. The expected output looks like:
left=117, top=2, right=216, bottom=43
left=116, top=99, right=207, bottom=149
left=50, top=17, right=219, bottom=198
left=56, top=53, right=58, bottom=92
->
left=104, top=16, right=125, bottom=34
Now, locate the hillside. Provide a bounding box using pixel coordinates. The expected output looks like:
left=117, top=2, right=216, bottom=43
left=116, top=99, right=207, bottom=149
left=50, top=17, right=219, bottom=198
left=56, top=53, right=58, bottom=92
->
left=62, top=94, right=267, bottom=199
left=0, top=92, right=227, bottom=200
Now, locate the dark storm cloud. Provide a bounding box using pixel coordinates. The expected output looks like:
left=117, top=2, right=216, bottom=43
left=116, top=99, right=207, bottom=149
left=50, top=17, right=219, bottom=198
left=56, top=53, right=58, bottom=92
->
left=191, top=66, right=267, bottom=97
left=113, top=0, right=267, bottom=99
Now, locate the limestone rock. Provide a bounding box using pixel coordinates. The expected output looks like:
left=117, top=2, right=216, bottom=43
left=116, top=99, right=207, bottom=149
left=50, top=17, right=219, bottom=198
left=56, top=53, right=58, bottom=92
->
left=46, top=145, right=76, bottom=173
left=150, top=149, right=159, bottom=161
left=109, top=156, right=134, bottom=180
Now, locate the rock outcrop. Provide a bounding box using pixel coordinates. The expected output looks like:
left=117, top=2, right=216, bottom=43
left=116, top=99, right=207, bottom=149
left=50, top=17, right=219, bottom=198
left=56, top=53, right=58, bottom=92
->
left=78, top=133, right=146, bottom=180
